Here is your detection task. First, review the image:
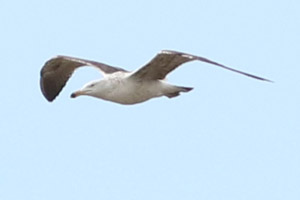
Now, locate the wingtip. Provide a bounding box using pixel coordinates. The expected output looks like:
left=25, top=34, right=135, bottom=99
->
left=42, top=92, right=56, bottom=102
left=46, top=96, right=55, bottom=102
left=265, top=79, right=274, bottom=83
left=255, top=76, right=274, bottom=83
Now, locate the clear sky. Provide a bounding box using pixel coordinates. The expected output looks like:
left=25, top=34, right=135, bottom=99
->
left=1, top=0, right=299, bottom=199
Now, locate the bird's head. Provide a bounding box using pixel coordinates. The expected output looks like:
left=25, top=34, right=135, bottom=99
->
left=70, top=80, right=101, bottom=99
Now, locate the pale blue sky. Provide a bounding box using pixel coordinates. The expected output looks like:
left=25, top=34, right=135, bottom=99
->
left=1, top=0, right=299, bottom=199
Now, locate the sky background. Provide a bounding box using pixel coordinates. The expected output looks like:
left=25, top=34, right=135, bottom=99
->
left=1, top=0, right=299, bottom=199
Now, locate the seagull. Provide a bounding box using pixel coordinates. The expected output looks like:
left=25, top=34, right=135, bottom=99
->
left=40, top=50, right=271, bottom=105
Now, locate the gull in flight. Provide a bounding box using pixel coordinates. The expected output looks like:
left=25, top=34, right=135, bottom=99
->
left=40, top=50, right=271, bottom=105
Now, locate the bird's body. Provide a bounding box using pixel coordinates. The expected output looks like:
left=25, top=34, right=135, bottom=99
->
left=72, top=71, right=192, bottom=104
left=40, top=50, right=271, bottom=105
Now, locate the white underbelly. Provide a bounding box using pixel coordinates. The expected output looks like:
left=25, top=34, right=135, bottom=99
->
left=102, top=80, right=165, bottom=104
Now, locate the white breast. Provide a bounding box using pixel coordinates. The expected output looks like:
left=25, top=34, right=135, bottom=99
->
left=97, top=72, right=166, bottom=104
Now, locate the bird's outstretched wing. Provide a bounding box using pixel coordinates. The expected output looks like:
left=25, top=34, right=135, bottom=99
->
left=130, top=50, right=272, bottom=82
left=40, top=55, right=127, bottom=102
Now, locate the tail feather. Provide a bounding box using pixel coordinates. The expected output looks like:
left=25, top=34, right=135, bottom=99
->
left=165, top=86, right=193, bottom=98
left=179, top=86, right=193, bottom=93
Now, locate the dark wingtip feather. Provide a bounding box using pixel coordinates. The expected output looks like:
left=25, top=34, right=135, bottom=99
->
left=240, top=73, right=273, bottom=83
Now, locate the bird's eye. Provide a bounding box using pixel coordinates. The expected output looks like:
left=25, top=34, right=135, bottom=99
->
left=89, top=84, right=95, bottom=88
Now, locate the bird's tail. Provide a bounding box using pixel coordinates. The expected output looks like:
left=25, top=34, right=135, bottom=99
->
left=178, top=86, right=193, bottom=93
left=165, top=86, right=193, bottom=98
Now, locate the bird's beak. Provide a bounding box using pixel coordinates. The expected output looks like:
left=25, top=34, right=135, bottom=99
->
left=70, top=90, right=86, bottom=98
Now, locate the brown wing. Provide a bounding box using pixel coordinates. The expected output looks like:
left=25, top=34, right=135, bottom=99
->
left=130, top=50, right=272, bottom=82
left=40, top=55, right=127, bottom=102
